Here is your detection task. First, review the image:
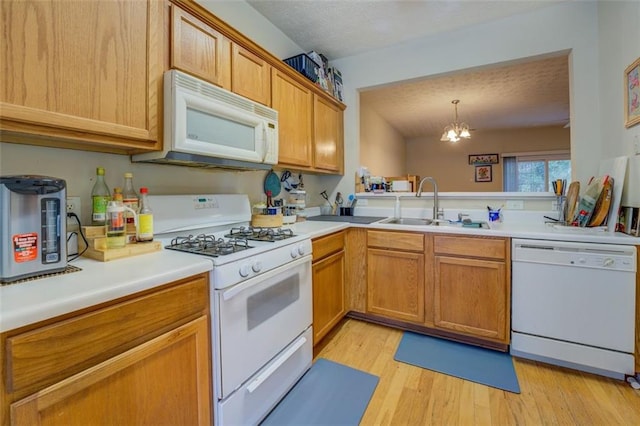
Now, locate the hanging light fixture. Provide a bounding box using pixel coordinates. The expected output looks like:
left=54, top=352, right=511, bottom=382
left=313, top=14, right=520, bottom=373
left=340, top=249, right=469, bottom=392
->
left=440, top=99, right=471, bottom=142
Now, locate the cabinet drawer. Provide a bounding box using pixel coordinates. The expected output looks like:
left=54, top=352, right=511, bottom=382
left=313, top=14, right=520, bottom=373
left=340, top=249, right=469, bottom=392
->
left=368, top=230, right=424, bottom=252
left=434, top=235, right=506, bottom=260
left=313, top=231, right=345, bottom=262
left=5, top=274, right=209, bottom=393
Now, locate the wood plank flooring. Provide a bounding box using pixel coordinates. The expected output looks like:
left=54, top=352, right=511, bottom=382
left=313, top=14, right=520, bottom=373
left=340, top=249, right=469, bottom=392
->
left=314, top=319, right=640, bottom=425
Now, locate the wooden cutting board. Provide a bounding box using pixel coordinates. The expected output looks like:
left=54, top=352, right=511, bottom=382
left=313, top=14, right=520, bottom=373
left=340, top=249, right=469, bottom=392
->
left=565, top=181, right=580, bottom=223
left=588, top=177, right=614, bottom=227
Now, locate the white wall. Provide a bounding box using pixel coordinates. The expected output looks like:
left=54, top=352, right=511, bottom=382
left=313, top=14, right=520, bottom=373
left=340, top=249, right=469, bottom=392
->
left=359, top=103, right=406, bottom=176
left=196, top=0, right=302, bottom=59
left=597, top=0, right=640, bottom=206
left=332, top=1, right=603, bottom=198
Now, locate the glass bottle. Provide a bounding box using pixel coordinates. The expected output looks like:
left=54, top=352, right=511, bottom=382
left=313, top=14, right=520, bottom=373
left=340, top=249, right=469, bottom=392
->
left=91, top=167, right=111, bottom=226
left=106, top=192, right=126, bottom=248
left=122, top=173, right=139, bottom=233
left=136, top=187, right=154, bottom=242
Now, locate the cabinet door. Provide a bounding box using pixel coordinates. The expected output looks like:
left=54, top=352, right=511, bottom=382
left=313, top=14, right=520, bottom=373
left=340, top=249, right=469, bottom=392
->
left=10, top=317, right=211, bottom=426
left=434, top=256, right=507, bottom=342
left=367, top=248, right=425, bottom=323
left=232, top=44, right=271, bottom=105
left=0, top=0, right=163, bottom=152
left=345, top=228, right=367, bottom=314
left=271, top=69, right=313, bottom=168
left=312, top=250, right=346, bottom=345
left=313, top=94, right=343, bottom=173
left=170, top=5, right=231, bottom=89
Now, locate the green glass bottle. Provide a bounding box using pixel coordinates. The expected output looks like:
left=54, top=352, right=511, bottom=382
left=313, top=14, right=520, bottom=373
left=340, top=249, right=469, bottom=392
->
left=91, top=167, right=111, bottom=226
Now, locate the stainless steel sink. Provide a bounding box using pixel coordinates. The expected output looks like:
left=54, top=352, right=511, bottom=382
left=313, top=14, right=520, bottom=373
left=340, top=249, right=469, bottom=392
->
left=380, top=218, right=490, bottom=229
left=380, top=218, right=434, bottom=226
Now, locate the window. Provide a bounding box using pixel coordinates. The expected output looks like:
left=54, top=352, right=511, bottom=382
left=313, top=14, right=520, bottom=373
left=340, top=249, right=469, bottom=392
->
left=503, top=152, right=571, bottom=192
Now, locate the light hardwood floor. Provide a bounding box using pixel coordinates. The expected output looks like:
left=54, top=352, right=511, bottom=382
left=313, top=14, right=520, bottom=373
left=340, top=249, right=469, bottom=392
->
left=314, top=319, right=640, bottom=425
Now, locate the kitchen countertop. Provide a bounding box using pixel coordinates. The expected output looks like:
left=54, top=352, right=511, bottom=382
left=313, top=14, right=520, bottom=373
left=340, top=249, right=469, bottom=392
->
left=290, top=216, right=640, bottom=245
left=2, top=216, right=637, bottom=333
left=0, top=250, right=212, bottom=333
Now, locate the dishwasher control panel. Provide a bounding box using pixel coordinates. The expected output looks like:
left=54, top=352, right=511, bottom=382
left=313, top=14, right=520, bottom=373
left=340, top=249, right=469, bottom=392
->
left=512, top=239, right=637, bottom=272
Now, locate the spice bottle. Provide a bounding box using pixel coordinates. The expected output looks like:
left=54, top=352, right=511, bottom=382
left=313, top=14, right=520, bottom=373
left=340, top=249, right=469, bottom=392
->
left=122, top=173, right=139, bottom=233
left=106, top=192, right=126, bottom=248
left=136, top=187, right=154, bottom=242
left=91, top=167, right=111, bottom=226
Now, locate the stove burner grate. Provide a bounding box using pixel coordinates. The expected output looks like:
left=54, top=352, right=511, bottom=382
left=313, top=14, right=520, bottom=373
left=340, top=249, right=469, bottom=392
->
left=165, top=234, right=253, bottom=257
left=225, top=226, right=295, bottom=242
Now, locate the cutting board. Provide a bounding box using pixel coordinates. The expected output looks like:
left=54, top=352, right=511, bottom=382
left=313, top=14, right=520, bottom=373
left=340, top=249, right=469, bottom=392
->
left=598, top=156, right=628, bottom=232
left=565, top=181, right=580, bottom=223
left=588, top=177, right=613, bottom=227
left=573, top=176, right=608, bottom=227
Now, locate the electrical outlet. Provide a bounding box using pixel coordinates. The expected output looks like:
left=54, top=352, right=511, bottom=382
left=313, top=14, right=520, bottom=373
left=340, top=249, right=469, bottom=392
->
left=66, top=197, right=81, bottom=224
left=506, top=200, right=524, bottom=210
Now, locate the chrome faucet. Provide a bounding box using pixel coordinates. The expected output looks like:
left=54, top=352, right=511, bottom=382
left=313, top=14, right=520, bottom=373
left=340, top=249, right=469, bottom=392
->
left=416, top=176, right=439, bottom=220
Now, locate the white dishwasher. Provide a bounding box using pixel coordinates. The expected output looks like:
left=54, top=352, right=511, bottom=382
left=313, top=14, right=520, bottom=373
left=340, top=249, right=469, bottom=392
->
left=511, top=238, right=636, bottom=380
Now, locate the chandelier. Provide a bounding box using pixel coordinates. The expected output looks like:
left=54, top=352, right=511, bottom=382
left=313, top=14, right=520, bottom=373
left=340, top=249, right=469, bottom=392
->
left=440, top=99, right=471, bottom=142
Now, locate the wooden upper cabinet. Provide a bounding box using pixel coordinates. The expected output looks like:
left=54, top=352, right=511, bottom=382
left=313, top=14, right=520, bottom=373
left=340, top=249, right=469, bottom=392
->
left=271, top=68, right=313, bottom=168
left=170, top=4, right=231, bottom=90
left=232, top=44, right=271, bottom=106
left=0, top=0, right=164, bottom=153
left=313, top=94, right=344, bottom=173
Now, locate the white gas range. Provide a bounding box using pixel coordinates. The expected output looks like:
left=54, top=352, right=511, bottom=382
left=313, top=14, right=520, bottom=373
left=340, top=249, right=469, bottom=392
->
left=151, top=194, right=313, bottom=425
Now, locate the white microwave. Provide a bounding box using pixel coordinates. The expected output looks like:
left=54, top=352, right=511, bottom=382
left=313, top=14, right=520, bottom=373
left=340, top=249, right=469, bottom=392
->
left=133, top=70, right=278, bottom=170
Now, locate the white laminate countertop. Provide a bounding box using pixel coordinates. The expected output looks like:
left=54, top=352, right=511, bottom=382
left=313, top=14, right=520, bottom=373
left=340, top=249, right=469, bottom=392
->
left=289, top=217, right=640, bottom=245
left=2, top=217, right=637, bottom=333
left=0, top=250, right=213, bottom=333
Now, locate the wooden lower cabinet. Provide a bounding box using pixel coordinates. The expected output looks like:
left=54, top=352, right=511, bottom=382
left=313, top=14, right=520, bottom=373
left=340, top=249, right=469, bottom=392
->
left=345, top=228, right=367, bottom=314
left=352, top=230, right=510, bottom=350
left=1, top=274, right=212, bottom=426
left=366, top=230, right=425, bottom=323
left=433, top=235, right=510, bottom=345
left=312, top=231, right=346, bottom=345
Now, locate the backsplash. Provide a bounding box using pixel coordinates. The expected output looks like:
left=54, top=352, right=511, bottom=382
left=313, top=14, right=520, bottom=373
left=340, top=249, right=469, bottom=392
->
left=0, top=143, right=333, bottom=225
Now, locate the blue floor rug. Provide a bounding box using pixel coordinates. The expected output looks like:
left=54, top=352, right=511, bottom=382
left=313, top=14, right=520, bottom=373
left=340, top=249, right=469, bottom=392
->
left=261, top=358, right=379, bottom=425
left=394, top=332, right=520, bottom=393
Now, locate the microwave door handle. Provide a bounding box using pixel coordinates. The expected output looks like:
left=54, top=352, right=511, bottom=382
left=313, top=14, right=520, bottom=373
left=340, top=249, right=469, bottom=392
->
left=262, top=125, right=268, bottom=162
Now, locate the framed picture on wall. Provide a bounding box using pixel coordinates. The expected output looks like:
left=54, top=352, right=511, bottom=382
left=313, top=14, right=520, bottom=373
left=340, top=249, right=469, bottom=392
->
left=625, top=57, right=640, bottom=128
left=468, top=153, right=499, bottom=165
left=475, top=165, right=492, bottom=182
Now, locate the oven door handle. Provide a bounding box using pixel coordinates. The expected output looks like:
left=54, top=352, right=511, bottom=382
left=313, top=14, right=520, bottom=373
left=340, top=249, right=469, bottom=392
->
left=221, top=255, right=311, bottom=301
left=246, top=334, right=307, bottom=394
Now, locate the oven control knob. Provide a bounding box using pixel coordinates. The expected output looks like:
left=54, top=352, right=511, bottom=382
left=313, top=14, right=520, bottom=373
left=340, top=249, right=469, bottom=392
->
left=239, top=264, right=251, bottom=277
left=252, top=261, right=262, bottom=273
left=290, top=247, right=299, bottom=258
left=297, top=245, right=305, bottom=256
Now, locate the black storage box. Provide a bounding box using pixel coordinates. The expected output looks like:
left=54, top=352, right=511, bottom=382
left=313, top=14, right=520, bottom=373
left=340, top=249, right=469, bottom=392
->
left=283, top=53, right=320, bottom=83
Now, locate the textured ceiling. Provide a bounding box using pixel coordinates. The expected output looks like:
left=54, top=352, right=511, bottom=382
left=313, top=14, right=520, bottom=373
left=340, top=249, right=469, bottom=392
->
left=247, top=0, right=566, bottom=61
left=360, top=55, right=570, bottom=138
left=247, top=0, right=570, bottom=137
